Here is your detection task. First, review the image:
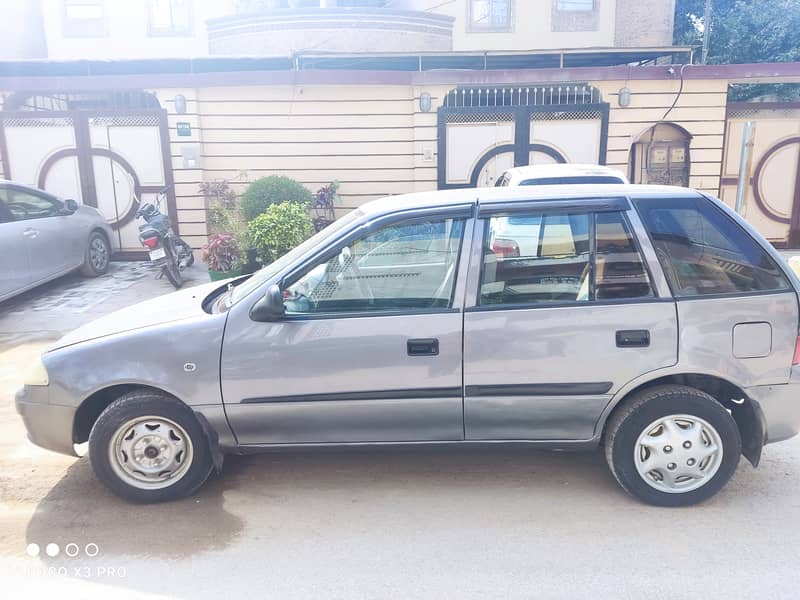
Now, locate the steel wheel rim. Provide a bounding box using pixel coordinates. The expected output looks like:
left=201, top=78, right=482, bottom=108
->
left=90, top=237, right=108, bottom=270
left=634, top=414, right=724, bottom=494
left=108, top=416, right=193, bottom=490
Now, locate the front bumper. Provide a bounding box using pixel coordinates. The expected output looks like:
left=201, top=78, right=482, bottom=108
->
left=746, top=380, right=800, bottom=445
left=15, top=386, right=78, bottom=457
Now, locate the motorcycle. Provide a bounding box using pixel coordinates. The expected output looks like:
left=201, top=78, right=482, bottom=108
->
left=135, top=186, right=194, bottom=289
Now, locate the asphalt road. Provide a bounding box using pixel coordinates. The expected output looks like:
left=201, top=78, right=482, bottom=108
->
left=1, top=263, right=799, bottom=599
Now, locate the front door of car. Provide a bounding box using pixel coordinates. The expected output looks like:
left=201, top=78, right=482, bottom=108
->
left=221, top=207, right=473, bottom=445
left=0, top=191, right=31, bottom=298
left=463, top=198, right=678, bottom=441
left=5, top=187, right=80, bottom=282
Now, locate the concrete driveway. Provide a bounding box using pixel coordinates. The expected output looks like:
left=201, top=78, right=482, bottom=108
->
left=1, top=262, right=799, bottom=599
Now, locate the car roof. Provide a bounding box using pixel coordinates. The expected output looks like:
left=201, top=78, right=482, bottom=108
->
left=502, top=164, right=627, bottom=180
left=359, top=184, right=704, bottom=216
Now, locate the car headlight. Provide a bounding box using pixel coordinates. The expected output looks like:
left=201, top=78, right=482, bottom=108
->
left=24, top=357, right=49, bottom=386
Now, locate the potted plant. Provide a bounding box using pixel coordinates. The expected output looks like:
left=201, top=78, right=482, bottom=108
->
left=247, top=201, right=313, bottom=265
left=202, top=233, right=243, bottom=281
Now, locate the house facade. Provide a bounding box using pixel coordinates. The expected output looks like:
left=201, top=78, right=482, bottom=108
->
left=4, top=1, right=676, bottom=60
left=1, top=1, right=800, bottom=254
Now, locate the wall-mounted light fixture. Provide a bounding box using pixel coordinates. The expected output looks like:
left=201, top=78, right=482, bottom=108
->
left=618, top=86, right=631, bottom=108
left=174, top=94, right=187, bottom=114
left=419, top=92, right=432, bottom=113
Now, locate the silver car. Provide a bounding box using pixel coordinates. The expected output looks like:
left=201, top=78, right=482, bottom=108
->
left=0, top=181, right=113, bottom=302
left=15, top=185, right=800, bottom=506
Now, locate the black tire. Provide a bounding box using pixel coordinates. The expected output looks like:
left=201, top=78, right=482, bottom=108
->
left=177, top=238, right=195, bottom=267
left=163, top=244, right=183, bottom=289
left=89, top=391, right=214, bottom=503
left=604, top=385, right=741, bottom=507
left=80, top=231, right=111, bottom=276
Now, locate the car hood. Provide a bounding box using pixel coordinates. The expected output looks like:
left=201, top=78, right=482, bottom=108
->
left=48, top=280, right=227, bottom=352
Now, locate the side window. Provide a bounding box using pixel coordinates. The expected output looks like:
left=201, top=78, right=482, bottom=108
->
left=595, top=212, right=653, bottom=300
left=5, top=189, right=62, bottom=221
left=481, top=212, right=591, bottom=305
left=634, top=196, right=790, bottom=296
left=0, top=189, right=14, bottom=224
left=480, top=210, right=654, bottom=306
left=284, top=217, right=466, bottom=314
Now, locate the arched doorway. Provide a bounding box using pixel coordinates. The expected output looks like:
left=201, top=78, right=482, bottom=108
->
left=629, top=123, right=692, bottom=186
left=0, top=91, right=176, bottom=256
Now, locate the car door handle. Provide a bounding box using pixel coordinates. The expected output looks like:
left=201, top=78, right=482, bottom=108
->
left=23, top=227, right=38, bottom=239
left=616, top=330, right=650, bottom=348
left=407, top=338, right=439, bottom=356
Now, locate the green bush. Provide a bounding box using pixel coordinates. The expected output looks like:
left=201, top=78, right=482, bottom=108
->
left=240, top=175, right=312, bottom=221
left=247, top=201, right=313, bottom=264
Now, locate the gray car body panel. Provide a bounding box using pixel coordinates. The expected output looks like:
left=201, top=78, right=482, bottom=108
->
left=0, top=181, right=113, bottom=303
left=13, top=184, right=800, bottom=459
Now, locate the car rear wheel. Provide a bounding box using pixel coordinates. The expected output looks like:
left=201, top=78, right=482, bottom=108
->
left=604, top=385, right=741, bottom=506
left=80, top=231, right=110, bottom=276
left=89, top=391, right=213, bottom=503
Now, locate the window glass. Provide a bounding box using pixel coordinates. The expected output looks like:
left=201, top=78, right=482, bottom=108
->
left=480, top=210, right=654, bottom=306
left=557, top=0, right=594, bottom=10
left=5, top=190, right=61, bottom=221
left=595, top=212, right=653, bottom=300
left=284, top=217, right=465, bottom=314
left=63, top=0, right=106, bottom=37
left=520, top=175, right=625, bottom=186
left=0, top=199, right=13, bottom=224
left=149, top=0, right=192, bottom=35
left=470, top=0, right=511, bottom=30
left=634, top=196, right=790, bottom=296
left=481, top=213, right=590, bottom=305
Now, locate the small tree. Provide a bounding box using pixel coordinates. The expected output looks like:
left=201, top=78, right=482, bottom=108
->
left=247, top=201, right=313, bottom=264
left=241, top=175, right=313, bottom=221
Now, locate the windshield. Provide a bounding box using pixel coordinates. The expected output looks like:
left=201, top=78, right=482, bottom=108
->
left=520, top=175, right=625, bottom=186
left=229, top=209, right=364, bottom=305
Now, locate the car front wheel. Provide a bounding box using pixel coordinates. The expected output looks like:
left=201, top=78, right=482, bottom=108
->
left=604, top=385, right=741, bottom=506
left=89, top=391, right=214, bottom=503
left=80, top=231, right=110, bottom=276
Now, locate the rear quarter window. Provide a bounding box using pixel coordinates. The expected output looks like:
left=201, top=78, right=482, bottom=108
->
left=633, top=196, right=790, bottom=297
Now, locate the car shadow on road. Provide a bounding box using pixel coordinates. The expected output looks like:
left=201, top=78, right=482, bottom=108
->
left=25, top=456, right=244, bottom=559
left=25, top=445, right=622, bottom=560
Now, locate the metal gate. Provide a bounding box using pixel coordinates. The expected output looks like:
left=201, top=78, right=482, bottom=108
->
left=437, top=84, right=609, bottom=189
left=0, top=101, right=176, bottom=256
left=721, top=102, right=800, bottom=246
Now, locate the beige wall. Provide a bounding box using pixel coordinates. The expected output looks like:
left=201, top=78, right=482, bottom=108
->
left=154, top=75, right=729, bottom=248
left=155, top=84, right=439, bottom=249
left=593, top=78, right=728, bottom=196
left=614, top=0, right=675, bottom=47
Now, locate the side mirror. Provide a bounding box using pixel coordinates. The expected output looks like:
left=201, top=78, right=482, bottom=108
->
left=250, top=284, right=285, bottom=322
left=63, top=199, right=79, bottom=214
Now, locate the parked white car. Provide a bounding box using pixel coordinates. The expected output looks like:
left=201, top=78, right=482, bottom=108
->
left=495, top=164, right=629, bottom=188
left=492, top=165, right=629, bottom=256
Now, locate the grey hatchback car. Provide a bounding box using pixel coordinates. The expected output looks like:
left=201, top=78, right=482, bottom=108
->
left=0, top=181, right=113, bottom=302
left=15, top=185, right=800, bottom=506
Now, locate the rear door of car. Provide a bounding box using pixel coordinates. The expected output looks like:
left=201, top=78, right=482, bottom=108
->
left=0, top=187, right=31, bottom=299
left=462, top=196, right=678, bottom=441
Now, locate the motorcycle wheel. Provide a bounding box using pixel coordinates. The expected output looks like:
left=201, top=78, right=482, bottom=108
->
left=179, top=239, right=195, bottom=268
left=163, top=244, right=184, bottom=289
